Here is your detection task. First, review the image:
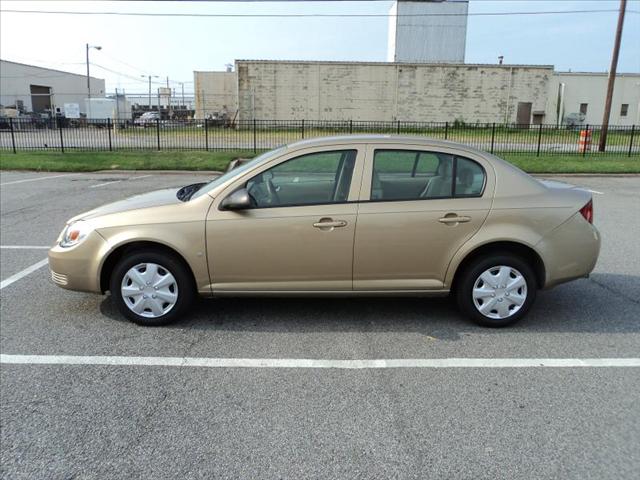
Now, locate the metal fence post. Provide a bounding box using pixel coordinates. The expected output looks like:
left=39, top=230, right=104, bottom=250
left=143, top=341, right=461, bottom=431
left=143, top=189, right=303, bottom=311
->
left=204, top=118, right=209, bottom=151
left=156, top=118, right=161, bottom=151
left=349, top=119, right=353, bottom=135
left=397, top=120, right=401, bottom=135
left=444, top=121, right=448, bottom=140
left=536, top=123, right=543, bottom=157
left=490, top=122, right=496, bottom=154
left=301, top=119, right=305, bottom=139
left=59, top=122, right=64, bottom=153
left=629, top=125, right=635, bottom=157
left=253, top=119, right=257, bottom=153
left=9, top=118, right=16, bottom=154
left=107, top=119, right=113, bottom=152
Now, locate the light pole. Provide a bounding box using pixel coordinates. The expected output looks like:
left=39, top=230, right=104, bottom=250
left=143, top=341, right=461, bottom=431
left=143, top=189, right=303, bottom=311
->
left=141, top=75, right=159, bottom=110
left=86, top=43, right=101, bottom=118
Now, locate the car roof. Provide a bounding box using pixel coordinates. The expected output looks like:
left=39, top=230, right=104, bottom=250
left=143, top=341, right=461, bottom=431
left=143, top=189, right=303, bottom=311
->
left=284, top=134, right=488, bottom=157
left=282, top=134, right=542, bottom=191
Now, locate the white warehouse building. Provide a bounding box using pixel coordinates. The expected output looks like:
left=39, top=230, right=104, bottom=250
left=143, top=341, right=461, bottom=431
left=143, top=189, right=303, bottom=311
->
left=0, top=59, right=105, bottom=116
left=549, top=72, right=640, bottom=126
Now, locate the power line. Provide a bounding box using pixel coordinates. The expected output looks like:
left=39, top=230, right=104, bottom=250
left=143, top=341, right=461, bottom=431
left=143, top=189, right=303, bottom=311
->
left=89, top=63, right=161, bottom=84
left=2, top=8, right=636, bottom=18
left=98, top=52, right=157, bottom=77
left=87, top=53, right=194, bottom=86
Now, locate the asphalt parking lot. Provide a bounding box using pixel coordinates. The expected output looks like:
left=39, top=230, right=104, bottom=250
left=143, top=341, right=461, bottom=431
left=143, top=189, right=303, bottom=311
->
left=1, top=170, right=639, bottom=479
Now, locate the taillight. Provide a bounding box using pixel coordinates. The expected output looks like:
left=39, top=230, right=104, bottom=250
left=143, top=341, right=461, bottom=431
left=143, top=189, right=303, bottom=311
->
left=579, top=199, right=593, bottom=224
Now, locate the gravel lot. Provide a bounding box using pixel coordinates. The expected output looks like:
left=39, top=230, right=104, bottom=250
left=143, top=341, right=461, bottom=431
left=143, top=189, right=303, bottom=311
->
left=1, top=171, right=639, bottom=479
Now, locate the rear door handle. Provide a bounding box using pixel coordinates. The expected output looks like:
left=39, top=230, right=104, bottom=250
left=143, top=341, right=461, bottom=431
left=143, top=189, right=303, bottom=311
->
left=438, top=215, right=471, bottom=224
left=313, top=218, right=348, bottom=229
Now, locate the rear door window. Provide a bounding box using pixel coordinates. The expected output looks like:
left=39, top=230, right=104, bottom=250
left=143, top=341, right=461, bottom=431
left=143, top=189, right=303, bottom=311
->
left=371, top=150, right=454, bottom=200
left=371, top=150, right=485, bottom=201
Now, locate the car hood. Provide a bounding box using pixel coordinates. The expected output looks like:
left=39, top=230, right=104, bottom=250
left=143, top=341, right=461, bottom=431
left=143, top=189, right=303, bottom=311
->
left=69, top=188, right=181, bottom=222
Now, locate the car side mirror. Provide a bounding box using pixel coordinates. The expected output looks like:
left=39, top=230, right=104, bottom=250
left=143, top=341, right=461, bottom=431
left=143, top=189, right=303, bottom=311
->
left=220, top=188, right=252, bottom=210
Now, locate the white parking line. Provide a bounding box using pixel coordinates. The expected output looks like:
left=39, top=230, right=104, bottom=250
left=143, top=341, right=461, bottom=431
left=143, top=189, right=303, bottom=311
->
left=1, top=355, right=639, bottom=369
left=89, top=180, right=122, bottom=188
left=0, top=259, right=49, bottom=290
left=0, top=173, right=80, bottom=186
left=1, top=245, right=50, bottom=250
left=129, top=174, right=153, bottom=181
left=588, top=189, right=604, bottom=195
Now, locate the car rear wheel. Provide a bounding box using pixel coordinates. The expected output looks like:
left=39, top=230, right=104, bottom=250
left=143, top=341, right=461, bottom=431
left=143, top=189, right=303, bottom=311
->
left=110, top=250, right=195, bottom=326
left=456, top=254, right=537, bottom=327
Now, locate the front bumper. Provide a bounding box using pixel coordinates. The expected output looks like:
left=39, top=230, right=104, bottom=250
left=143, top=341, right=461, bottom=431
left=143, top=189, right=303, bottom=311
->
left=48, top=231, right=108, bottom=294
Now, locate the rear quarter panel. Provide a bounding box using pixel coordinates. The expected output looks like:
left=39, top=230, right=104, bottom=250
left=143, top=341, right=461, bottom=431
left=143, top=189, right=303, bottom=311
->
left=443, top=160, right=592, bottom=289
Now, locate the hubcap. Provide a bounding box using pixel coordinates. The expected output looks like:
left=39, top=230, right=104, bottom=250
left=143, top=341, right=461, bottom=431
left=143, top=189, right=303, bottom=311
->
left=472, top=266, right=527, bottom=320
left=121, top=263, right=178, bottom=318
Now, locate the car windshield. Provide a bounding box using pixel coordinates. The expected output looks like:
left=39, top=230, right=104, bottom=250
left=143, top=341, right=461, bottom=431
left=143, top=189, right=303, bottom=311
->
left=189, top=146, right=287, bottom=200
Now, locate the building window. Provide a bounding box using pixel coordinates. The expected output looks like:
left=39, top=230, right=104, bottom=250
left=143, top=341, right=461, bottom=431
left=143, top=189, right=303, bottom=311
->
left=579, top=103, right=588, bottom=115
left=621, top=104, right=629, bottom=117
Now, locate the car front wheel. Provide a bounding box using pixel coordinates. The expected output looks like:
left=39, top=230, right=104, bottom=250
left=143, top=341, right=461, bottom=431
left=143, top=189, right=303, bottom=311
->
left=110, top=250, right=195, bottom=326
left=456, top=254, right=537, bottom=327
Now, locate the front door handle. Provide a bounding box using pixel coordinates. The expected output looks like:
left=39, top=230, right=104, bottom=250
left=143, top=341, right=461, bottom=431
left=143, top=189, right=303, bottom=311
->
left=438, top=215, right=471, bottom=224
left=313, top=218, right=348, bottom=229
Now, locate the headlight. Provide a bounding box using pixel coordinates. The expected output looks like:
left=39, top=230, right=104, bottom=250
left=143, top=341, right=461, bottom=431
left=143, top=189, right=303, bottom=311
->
left=59, top=220, right=93, bottom=248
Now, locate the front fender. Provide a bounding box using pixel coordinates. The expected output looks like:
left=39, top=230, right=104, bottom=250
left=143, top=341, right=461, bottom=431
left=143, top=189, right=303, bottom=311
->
left=96, top=221, right=209, bottom=293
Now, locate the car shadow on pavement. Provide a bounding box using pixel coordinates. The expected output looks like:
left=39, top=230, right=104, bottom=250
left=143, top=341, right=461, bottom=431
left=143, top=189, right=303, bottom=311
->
left=98, top=273, right=640, bottom=338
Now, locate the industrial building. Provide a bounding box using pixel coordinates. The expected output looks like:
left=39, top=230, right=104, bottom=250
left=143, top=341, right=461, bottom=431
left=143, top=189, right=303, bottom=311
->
left=0, top=59, right=105, bottom=116
left=194, top=61, right=639, bottom=125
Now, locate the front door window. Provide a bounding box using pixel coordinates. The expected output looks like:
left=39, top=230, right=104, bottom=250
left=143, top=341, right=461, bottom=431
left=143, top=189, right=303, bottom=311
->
left=247, top=150, right=357, bottom=208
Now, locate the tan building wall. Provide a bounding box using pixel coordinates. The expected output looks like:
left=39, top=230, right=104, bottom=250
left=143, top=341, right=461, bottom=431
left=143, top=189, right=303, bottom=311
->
left=193, top=71, right=237, bottom=119
left=546, top=72, right=640, bottom=126
left=236, top=60, right=553, bottom=123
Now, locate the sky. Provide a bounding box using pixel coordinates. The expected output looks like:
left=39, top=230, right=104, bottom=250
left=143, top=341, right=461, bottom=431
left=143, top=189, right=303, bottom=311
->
left=1, top=0, right=639, bottom=95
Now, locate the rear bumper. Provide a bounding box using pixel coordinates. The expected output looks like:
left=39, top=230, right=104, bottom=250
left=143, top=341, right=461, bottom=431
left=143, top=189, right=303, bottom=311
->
left=48, top=231, right=108, bottom=294
left=536, top=213, right=601, bottom=289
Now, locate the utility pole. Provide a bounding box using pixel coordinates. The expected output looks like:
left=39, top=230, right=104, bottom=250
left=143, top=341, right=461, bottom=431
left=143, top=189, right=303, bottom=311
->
left=599, top=0, right=627, bottom=152
left=141, top=75, right=159, bottom=110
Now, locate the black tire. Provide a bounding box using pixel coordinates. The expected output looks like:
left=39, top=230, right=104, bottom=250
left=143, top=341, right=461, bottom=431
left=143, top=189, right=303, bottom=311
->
left=456, top=254, right=537, bottom=327
left=109, top=249, right=195, bottom=326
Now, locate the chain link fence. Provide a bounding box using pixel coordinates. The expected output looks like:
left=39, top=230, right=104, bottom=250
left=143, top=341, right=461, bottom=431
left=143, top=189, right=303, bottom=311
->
left=0, top=118, right=637, bottom=156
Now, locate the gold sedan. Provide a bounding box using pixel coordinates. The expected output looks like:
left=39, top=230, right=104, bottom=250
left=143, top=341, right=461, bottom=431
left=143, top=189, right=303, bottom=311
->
left=49, top=135, right=600, bottom=327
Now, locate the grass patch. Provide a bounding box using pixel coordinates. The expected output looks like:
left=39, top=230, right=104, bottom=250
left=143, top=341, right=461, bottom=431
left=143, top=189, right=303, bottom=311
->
left=500, top=153, right=640, bottom=174
left=1, top=150, right=638, bottom=174
left=0, top=150, right=255, bottom=172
